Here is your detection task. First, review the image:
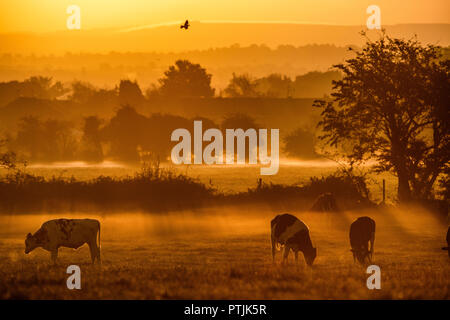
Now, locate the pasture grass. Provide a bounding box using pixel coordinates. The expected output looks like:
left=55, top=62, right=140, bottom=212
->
left=0, top=207, right=448, bottom=299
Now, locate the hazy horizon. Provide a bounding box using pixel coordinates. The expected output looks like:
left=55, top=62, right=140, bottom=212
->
left=1, top=23, right=449, bottom=55
left=1, top=0, right=449, bottom=33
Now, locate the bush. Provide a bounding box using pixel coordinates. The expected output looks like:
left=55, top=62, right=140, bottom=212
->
left=0, top=163, right=216, bottom=213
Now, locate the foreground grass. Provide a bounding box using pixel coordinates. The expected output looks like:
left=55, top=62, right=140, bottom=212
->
left=0, top=209, right=448, bottom=299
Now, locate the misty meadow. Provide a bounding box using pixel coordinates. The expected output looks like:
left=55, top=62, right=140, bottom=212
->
left=0, top=20, right=448, bottom=300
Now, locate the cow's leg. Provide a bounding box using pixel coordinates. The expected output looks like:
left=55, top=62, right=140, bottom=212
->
left=271, top=237, right=277, bottom=264
left=282, top=246, right=290, bottom=265
left=96, top=246, right=101, bottom=264
left=88, top=242, right=97, bottom=264
left=364, top=242, right=370, bottom=263
left=294, top=250, right=299, bottom=265
left=351, top=249, right=356, bottom=263
left=363, top=246, right=368, bottom=263
left=50, top=249, right=58, bottom=264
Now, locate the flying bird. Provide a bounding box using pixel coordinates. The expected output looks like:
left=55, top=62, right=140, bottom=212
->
left=180, top=20, right=190, bottom=30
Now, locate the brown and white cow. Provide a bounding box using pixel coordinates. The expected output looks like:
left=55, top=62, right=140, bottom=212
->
left=25, top=219, right=101, bottom=264
left=271, top=213, right=317, bottom=266
left=442, top=226, right=449, bottom=257
left=349, top=216, right=375, bottom=264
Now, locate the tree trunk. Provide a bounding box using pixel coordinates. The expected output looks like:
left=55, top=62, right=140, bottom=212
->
left=397, top=171, right=412, bottom=202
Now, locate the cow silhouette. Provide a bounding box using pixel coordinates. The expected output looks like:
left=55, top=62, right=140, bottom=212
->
left=25, top=218, right=101, bottom=264
left=271, top=213, right=317, bottom=266
left=349, top=216, right=375, bottom=264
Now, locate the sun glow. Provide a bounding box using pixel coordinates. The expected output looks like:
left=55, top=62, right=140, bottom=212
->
left=0, top=0, right=449, bottom=33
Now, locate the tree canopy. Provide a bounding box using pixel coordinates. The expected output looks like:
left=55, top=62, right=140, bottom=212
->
left=158, top=60, right=215, bottom=98
left=314, top=32, right=449, bottom=201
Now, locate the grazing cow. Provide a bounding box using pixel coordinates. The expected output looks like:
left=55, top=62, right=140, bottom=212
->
left=310, top=192, right=339, bottom=212
left=442, top=226, right=450, bottom=257
left=25, top=219, right=101, bottom=264
left=271, top=213, right=317, bottom=266
left=349, top=216, right=375, bottom=264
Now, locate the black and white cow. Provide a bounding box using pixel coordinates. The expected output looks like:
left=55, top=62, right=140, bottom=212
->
left=442, top=226, right=450, bottom=257
left=25, top=219, right=101, bottom=264
left=271, top=213, right=317, bottom=266
left=349, top=216, right=375, bottom=264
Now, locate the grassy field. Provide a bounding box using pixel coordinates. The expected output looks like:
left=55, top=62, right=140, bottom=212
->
left=0, top=206, right=448, bottom=299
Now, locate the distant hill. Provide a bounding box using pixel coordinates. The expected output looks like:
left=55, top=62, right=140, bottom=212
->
left=1, top=23, right=449, bottom=54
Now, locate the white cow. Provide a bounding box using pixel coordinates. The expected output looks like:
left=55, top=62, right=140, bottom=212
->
left=25, top=219, right=101, bottom=264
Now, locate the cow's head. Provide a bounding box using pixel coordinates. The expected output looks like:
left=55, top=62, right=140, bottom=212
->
left=25, top=233, right=39, bottom=254
left=305, top=247, right=317, bottom=266
left=350, top=247, right=370, bottom=264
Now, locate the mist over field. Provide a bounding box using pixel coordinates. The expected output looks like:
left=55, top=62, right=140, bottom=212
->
left=0, top=1, right=449, bottom=302
left=1, top=206, right=448, bottom=299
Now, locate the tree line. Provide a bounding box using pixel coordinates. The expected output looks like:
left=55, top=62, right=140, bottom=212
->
left=0, top=33, right=449, bottom=202
left=2, top=108, right=318, bottom=163
left=0, top=60, right=340, bottom=110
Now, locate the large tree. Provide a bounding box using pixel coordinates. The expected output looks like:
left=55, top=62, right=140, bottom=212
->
left=101, top=106, right=147, bottom=162
left=81, top=116, right=104, bottom=162
left=15, top=117, right=77, bottom=162
left=314, top=32, right=449, bottom=202
left=158, top=60, right=215, bottom=98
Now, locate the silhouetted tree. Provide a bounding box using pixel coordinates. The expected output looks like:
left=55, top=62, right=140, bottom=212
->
left=293, top=71, right=341, bottom=98
left=81, top=116, right=104, bottom=162
left=70, top=81, right=96, bottom=104
left=15, top=116, right=44, bottom=160
left=283, top=128, right=319, bottom=159
left=101, top=106, right=147, bottom=162
left=145, top=84, right=160, bottom=99
left=224, top=73, right=259, bottom=97
left=118, top=80, right=144, bottom=106
left=0, top=139, right=24, bottom=170
left=15, top=117, right=77, bottom=162
left=41, top=119, right=77, bottom=161
left=70, top=81, right=119, bottom=114
left=314, top=32, right=450, bottom=201
left=141, top=113, right=191, bottom=159
left=0, top=81, right=22, bottom=107
left=21, top=76, right=67, bottom=100
left=0, top=77, right=66, bottom=107
left=158, top=60, right=215, bottom=98
left=255, top=74, right=292, bottom=98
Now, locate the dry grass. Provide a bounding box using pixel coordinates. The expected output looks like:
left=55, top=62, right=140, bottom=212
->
left=0, top=207, right=448, bottom=299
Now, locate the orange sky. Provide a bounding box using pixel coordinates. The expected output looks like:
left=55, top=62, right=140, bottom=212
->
left=0, top=0, right=449, bottom=33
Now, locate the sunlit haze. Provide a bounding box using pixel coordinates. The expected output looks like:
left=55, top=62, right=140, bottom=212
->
left=0, top=0, right=449, bottom=33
